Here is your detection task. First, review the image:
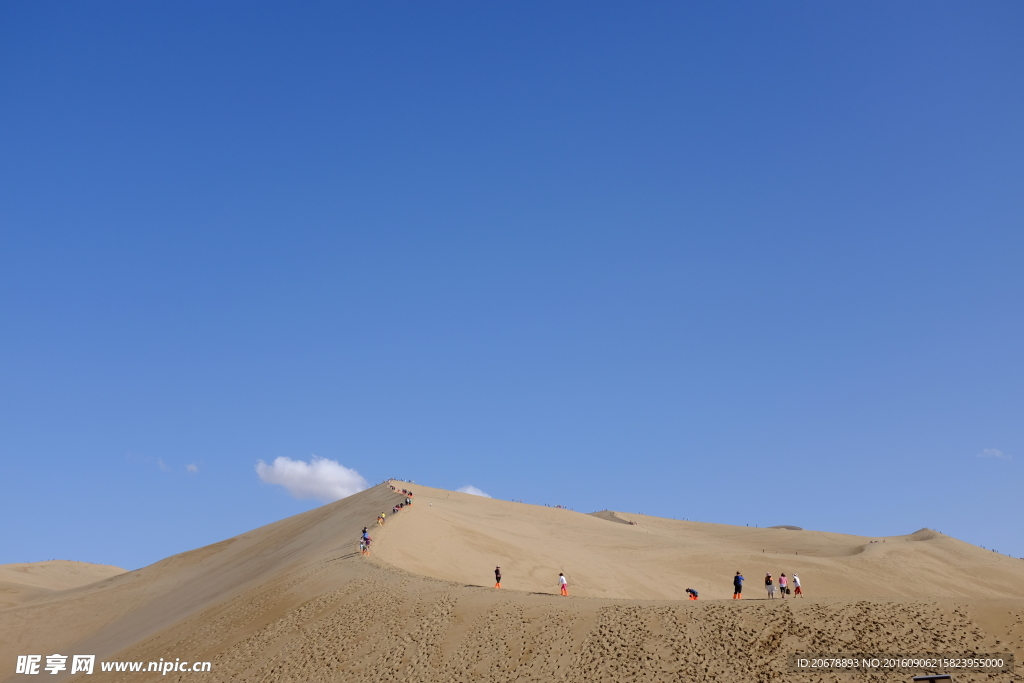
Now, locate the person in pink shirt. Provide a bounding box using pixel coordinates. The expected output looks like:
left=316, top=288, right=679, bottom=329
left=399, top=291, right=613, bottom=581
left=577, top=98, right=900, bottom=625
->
left=779, top=573, right=789, bottom=598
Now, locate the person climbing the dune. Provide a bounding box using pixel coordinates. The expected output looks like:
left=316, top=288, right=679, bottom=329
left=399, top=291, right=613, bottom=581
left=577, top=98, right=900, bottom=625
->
left=779, top=573, right=788, bottom=598
left=733, top=571, right=744, bottom=599
left=685, top=588, right=698, bottom=600
left=792, top=573, right=803, bottom=597
left=765, top=572, right=775, bottom=599
left=558, top=573, right=568, bottom=596
left=494, top=566, right=502, bottom=589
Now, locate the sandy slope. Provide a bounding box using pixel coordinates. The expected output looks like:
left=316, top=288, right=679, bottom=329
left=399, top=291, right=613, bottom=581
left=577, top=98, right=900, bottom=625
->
left=372, top=484, right=1024, bottom=600
left=0, top=482, right=1021, bottom=683
left=0, top=561, right=125, bottom=610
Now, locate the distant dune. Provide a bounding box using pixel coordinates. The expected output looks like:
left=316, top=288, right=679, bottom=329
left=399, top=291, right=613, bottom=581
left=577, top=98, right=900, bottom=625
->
left=1, top=482, right=1021, bottom=683
left=0, top=561, right=125, bottom=610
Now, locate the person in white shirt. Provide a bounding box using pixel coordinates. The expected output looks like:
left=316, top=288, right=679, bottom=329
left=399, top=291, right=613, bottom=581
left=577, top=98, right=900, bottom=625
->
left=792, top=574, right=803, bottom=597
left=558, top=573, right=568, bottom=596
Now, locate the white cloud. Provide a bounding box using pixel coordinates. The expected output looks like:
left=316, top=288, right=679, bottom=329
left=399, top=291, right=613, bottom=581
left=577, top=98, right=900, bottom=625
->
left=457, top=485, right=491, bottom=498
left=157, top=458, right=170, bottom=472
left=186, top=464, right=199, bottom=473
left=256, top=456, right=368, bottom=502
left=978, top=448, right=1011, bottom=460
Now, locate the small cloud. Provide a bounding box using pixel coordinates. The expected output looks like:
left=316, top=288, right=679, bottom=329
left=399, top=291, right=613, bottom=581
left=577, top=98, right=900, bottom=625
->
left=255, top=456, right=368, bottom=502
left=157, top=458, right=170, bottom=472
left=186, top=464, right=199, bottom=473
left=457, top=485, right=491, bottom=498
left=978, top=448, right=1011, bottom=460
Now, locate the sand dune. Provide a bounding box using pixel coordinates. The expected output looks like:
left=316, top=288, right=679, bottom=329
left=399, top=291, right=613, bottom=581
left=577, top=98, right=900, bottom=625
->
left=373, top=484, right=1024, bottom=600
left=0, top=561, right=125, bottom=610
left=1, top=482, right=1021, bottom=682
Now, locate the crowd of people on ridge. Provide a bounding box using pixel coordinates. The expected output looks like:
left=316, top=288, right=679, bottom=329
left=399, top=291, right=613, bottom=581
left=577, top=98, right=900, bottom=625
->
left=357, top=483, right=415, bottom=556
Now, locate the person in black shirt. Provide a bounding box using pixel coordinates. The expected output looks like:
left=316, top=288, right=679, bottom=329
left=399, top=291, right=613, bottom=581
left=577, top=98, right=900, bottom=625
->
left=494, top=566, right=502, bottom=588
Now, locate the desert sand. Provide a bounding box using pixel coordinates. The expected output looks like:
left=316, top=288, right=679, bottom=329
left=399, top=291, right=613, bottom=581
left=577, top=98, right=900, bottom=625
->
left=1, top=482, right=1021, bottom=682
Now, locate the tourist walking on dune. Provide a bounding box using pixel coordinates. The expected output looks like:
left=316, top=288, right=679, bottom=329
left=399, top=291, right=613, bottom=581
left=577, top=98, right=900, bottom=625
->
left=733, top=571, right=744, bottom=599
left=779, top=573, right=788, bottom=598
left=685, top=588, right=698, bottom=600
left=558, top=573, right=568, bottom=596
left=792, top=573, right=803, bottom=597
left=494, top=566, right=502, bottom=589
left=765, top=572, right=775, bottom=599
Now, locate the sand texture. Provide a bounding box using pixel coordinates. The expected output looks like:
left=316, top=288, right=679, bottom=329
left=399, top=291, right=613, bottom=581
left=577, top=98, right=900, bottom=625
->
left=1, top=482, right=1021, bottom=682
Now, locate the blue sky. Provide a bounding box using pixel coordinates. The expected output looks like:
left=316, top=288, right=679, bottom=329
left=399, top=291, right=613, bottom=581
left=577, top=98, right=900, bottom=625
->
left=1, top=2, right=1022, bottom=570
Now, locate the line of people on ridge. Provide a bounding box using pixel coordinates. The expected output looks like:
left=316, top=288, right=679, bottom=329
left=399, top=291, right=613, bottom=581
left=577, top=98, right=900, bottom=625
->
left=360, top=487, right=415, bottom=555
left=732, top=571, right=803, bottom=598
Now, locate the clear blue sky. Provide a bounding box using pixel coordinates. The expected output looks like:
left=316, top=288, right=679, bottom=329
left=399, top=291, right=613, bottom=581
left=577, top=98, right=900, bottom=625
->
left=2, top=2, right=1022, bottom=570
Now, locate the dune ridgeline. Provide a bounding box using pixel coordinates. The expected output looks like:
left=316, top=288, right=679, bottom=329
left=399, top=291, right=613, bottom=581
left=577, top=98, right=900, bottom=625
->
left=1, top=482, right=1022, bottom=682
